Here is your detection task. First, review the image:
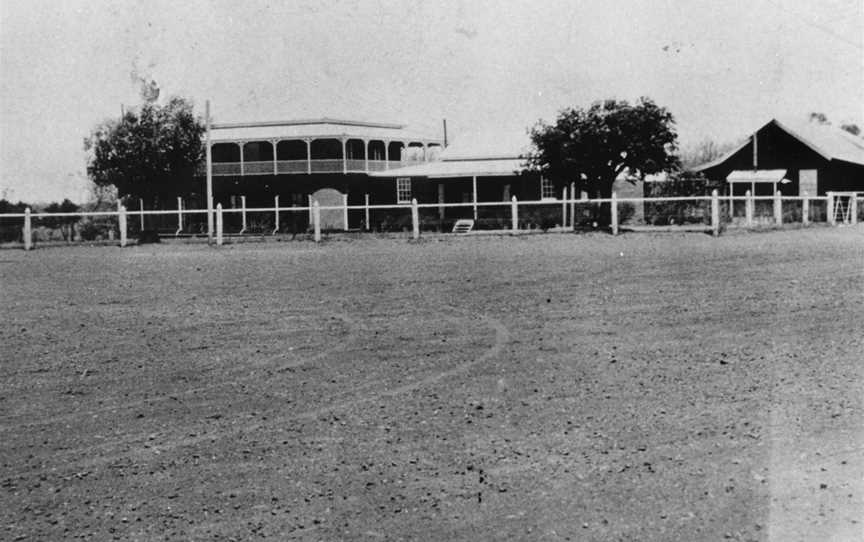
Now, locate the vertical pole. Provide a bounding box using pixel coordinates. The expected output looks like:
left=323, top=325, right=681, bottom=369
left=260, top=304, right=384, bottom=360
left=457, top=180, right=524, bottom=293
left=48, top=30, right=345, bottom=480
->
left=774, top=190, right=782, bottom=225
left=611, top=192, right=619, bottom=236
left=177, top=196, right=183, bottom=234
left=364, top=139, right=369, bottom=172
left=850, top=193, right=858, bottom=225
left=272, top=140, right=278, bottom=175
left=472, top=175, right=478, bottom=221
left=562, top=187, right=567, bottom=229
left=342, top=193, right=349, bottom=231
left=313, top=201, right=321, bottom=242
left=308, top=194, right=314, bottom=223
left=342, top=139, right=347, bottom=174
left=802, top=191, right=809, bottom=226
left=206, top=100, right=214, bottom=242
left=306, top=139, right=312, bottom=174
left=711, top=189, right=720, bottom=237
left=23, top=207, right=32, bottom=251
left=216, top=203, right=223, bottom=246
left=119, top=206, right=127, bottom=247
left=745, top=190, right=753, bottom=227
left=728, top=184, right=733, bottom=219
left=240, top=195, right=247, bottom=234
left=364, top=193, right=370, bottom=231
left=411, top=198, right=420, bottom=240
left=437, top=183, right=445, bottom=220
left=570, top=181, right=576, bottom=229
left=273, top=195, right=280, bottom=235
left=511, top=195, right=518, bottom=233
left=139, top=198, right=145, bottom=230
left=827, top=191, right=835, bottom=225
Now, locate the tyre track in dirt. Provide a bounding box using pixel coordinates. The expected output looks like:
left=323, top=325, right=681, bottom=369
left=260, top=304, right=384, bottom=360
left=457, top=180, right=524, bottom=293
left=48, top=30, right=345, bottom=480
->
left=5, top=310, right=509, bottom=480
left=0, top=311, right=363, bottom=443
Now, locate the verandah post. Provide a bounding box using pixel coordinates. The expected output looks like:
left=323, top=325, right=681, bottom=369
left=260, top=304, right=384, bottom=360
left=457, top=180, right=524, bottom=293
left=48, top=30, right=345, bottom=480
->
left=774, top=190, right=782, bottom=225
left=827, top=191, right=835, bottom=225
left=177, top=196, right=183, bottom=235
left=802, top=191, right=809, bottom=226
left=216, top=203, right=223, bottom=246
left=745, top=190, right=753, bottom=227
left=850, top=192, right=858, bottom=225
left=411, top=198, right=419, bottom=240
left=139, top=198, right=145, bottom=231
left=711, top=189, right=719, bottom=237
left=119, top=205, right=127, bottom=247
left=23, top=207, right=32, bottom=251
left=364, top=193, right=370, bottom=231
left=611, top=192, right=619, bottom=236
left=511, top=195, right=518, bottom=233
left=313, top=201, right=321, bottom=242
left=240, top=195, right=247, bottom=234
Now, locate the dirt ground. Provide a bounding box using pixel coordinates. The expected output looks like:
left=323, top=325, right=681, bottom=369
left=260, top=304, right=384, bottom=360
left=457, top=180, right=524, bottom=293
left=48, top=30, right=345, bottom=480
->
left=1, top=227, right=862, bottom=541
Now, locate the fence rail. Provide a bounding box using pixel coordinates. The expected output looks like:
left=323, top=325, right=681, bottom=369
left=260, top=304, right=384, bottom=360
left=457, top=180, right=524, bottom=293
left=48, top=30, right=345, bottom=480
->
left=2, top=190, right=859, bottom=250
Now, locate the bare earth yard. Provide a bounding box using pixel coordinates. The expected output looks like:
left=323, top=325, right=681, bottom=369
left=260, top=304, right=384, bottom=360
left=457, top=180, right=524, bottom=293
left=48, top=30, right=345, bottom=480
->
left=1, top=228, right=862, bottom=541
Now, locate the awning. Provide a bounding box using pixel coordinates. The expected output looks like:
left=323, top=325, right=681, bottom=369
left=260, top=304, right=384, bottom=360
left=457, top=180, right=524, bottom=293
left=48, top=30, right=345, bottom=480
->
left=726, top=169, right=787, bottom=183
left=369, top=157, right=526, bottom=178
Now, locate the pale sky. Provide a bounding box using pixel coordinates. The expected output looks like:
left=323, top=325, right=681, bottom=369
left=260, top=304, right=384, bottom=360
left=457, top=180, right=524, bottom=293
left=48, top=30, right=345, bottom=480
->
left=1, top=0, right=862, bottom=203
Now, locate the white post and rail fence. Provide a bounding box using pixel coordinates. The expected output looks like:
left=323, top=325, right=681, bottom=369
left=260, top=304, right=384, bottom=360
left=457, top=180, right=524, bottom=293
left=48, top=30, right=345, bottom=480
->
left=4, top=191, right=859, bottom=250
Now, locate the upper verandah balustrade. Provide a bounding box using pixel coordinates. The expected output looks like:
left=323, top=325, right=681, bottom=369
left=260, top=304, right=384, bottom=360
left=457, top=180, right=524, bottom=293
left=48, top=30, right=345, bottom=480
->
left=200, top=118, right=444, bottom=176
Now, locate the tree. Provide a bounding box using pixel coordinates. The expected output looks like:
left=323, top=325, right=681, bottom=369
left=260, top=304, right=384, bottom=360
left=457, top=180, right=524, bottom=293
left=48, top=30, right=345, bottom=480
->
left=528, top=97, right=679, bottom=202
left=679, top=138, right=739, bottom=170
left=43, top=199, right=80, bottom=241
left=84, top=96, right=205, bottom=207
left=840, top=123, right=861, bottom=137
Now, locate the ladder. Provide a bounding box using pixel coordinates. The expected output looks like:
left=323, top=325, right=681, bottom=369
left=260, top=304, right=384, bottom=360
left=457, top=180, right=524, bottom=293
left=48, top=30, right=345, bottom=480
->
left=452, top=219, right=475, bottom=235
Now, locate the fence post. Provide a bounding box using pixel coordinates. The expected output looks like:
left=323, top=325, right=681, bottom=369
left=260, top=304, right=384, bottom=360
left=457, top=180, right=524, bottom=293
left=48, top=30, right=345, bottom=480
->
left=745, top=190, right=753, bottom=227
left=139, top=198, right=145, bottom=231
left=570, top=182, right=576, bottom=229
left=313, top=201, right=321, bottom=242
left=774, top=190, right=782, bottom=225
left=119, top=205, right=127, bottom=247
left=850, top=193, right=858, bottom=225
left=562, top=186, right=567, bottom=229
left=411, top=198, right=420, bottom=240
left=177, top=196, right=183, bottom=236
left=23, top=207, right=32, bottom=251
left=711, top=189, right=720, bottom=237
left=611, top=192, right=619, bottom=236
left=511, top=195, right=518, bottom=233
left=802, top=191, right=809, bottom=226
left=364, top=193, right=370, bottom=231
left=273, top=195, right=280, bottom=235
left=827, top=191, right=835, bottom=225
left=216, top=203, right=223, bottom=246
left=308, top=194, right=314, bottom=224
left=343, top=193, right=349, bottom=231
left=240, top=195, right=247, bottom=234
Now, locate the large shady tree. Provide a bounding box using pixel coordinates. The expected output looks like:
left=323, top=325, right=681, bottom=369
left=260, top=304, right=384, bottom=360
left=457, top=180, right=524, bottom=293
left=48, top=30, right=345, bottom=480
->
left=84, top=96, right=205, bottom=207
left=528, top=97, right=680, bottom=202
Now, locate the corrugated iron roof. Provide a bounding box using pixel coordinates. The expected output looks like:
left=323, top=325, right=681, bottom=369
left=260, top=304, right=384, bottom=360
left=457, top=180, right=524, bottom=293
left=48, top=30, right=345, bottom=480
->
left=207, top=118, right=442, bottom=144
left=693, top=118, right=864, bottom=171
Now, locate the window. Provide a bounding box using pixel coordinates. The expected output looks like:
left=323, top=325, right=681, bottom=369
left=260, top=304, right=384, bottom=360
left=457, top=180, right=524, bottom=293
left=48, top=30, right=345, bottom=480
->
left=540, top=177, right=557, bottom=200
left=396, top=178, right=412, bottom=203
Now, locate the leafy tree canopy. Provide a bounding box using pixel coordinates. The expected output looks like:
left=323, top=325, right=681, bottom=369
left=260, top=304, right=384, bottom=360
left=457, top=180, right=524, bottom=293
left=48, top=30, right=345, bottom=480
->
left=84, top=96, right=205, bottom=204
left=528, top=97, right=679, bottom=198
